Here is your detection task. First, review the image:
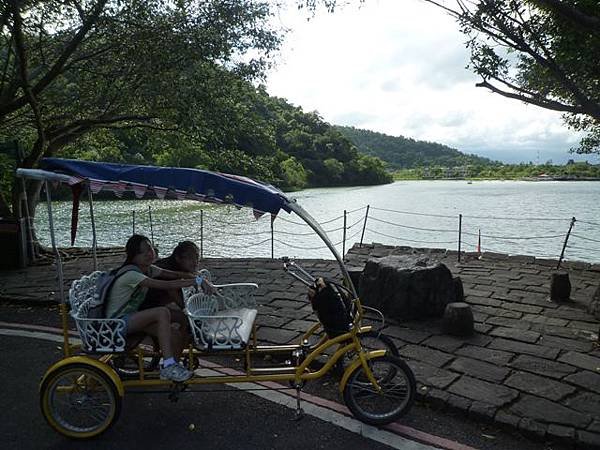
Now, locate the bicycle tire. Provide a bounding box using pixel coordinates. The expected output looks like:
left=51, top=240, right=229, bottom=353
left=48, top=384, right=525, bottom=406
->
left=343, top=355, right=416, bottom=426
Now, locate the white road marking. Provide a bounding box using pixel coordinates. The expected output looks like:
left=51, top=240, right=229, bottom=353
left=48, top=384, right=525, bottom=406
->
left=0, top=328, right=80, bottom=344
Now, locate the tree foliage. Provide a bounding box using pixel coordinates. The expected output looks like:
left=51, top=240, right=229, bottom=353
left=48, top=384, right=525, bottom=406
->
left=394, top=160, right=600, bottom=180
left=423, top=0, right=600, bottom=154
left=57, top=85, right=392, bottom=191
left=336, top=125, right=496, bottom=169
left=0, top=0, right=392, bottom=221
left=0, top=0, right=283, bottom=216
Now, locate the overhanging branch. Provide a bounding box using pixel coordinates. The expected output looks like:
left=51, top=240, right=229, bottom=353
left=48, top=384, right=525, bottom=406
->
left=0, top=0, right=109, bottom=118
left=476, top=79, right=588, bottom=115
left=47, top=114, right=156, bottom=141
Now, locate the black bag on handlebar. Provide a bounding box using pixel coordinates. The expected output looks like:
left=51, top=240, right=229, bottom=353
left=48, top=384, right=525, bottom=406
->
left=309, top=278, right=354, bottom=337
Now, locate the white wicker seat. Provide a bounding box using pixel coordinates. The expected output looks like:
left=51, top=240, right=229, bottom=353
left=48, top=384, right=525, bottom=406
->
left=68, top=271, right=127, bottom=353
left=185, top=285, right=258, bottom=350
left=70, top=269, right=259, bottom=353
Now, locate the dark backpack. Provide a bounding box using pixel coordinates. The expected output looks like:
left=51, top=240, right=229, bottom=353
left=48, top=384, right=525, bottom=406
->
left=87, top=264, right=142, bottom=319
left=309, top=278, right=354, bottom=337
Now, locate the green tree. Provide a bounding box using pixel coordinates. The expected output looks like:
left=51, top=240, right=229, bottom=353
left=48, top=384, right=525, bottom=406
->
left=423, top=0, right=600, bottom=154
left=336, top=125, right=497, bottom=169
left=0, top=0, right=283, bottom=218
left=279, top=156, right=308, bottom=190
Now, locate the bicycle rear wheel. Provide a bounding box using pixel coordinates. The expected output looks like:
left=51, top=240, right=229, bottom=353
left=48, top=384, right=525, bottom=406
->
left=40, top=363, right=121, bottom=439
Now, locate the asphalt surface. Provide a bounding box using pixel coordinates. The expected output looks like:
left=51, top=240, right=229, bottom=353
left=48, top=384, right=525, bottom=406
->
left=2, top=334, right=403, bottom=450
left=0, top=302, right=575, bottom=450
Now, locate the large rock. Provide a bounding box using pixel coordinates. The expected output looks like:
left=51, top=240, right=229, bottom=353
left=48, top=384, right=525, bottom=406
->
left=359, top=255, right=457, bottom=320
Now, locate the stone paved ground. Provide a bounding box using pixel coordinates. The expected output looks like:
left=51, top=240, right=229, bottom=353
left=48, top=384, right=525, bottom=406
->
left=1, top=244, right=599, bottom=448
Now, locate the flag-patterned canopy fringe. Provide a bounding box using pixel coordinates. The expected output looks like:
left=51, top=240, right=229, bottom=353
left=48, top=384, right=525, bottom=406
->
left=40, top=158, right=293, bottom=244
left=41, top=158, right=292, bottom=217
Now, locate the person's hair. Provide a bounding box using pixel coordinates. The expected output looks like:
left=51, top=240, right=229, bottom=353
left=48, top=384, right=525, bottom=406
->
left=124, top=234, right=152, bottom=264
left=172, top=241, right=199, bottom=259
left=153, top=240, right=199, bottom=271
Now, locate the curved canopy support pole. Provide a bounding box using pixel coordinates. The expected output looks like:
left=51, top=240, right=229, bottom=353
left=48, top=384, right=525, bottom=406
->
left=87, top=183, right=98, bottom=271
left=45, top=180, right=70, bottom=357
left=286, top=202, right=357, bottom=298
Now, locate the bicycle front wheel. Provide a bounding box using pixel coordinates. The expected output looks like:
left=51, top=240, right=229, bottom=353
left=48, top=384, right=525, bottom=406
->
left=343, top=355, right=415, bottom=425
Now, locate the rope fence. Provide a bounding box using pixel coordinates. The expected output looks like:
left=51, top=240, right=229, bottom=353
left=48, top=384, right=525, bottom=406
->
left=33, top=200, right=599, bottom=265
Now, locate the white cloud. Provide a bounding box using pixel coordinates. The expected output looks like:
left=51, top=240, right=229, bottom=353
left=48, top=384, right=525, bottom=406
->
left=266, top=0, right=589, bottom=164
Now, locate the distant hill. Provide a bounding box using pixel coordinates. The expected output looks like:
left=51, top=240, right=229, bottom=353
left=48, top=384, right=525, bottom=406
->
left=335, top=126, right=497, bottom=169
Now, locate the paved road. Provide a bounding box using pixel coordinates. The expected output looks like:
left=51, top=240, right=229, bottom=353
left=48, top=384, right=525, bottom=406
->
left=0, top=303, right=572, bottom=450
left=1, top=333, right=430, bottom=450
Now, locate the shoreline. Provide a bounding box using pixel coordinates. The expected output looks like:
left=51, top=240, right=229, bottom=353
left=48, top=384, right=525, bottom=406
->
left=393, top=177, right=600, bottom=182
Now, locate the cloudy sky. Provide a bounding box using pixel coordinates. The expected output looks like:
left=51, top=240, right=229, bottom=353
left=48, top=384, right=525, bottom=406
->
left=266, top=0, right=597, bottom=164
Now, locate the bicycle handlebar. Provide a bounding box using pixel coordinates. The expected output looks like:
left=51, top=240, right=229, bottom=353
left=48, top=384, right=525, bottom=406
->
left=282, top=258, right=315, bottom=287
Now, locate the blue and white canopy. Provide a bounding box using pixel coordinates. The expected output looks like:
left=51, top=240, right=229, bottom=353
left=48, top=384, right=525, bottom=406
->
left=40, top=158, right=292, bottom=216
left=17, top=158, right=355, bottom=296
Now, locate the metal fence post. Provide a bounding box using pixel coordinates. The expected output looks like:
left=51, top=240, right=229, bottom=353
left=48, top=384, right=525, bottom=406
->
left=557, top=217, right=576, bottom=269
left=148, top=206, right=154, bottom=246
left=359, top=205, right=370, bottom=247
left=458, top=214, right=462, bottom=262
left=200, top=210, right=204, bottom=259
left=342, top=209, right=347, bottom=257
left=132, top=210, right=136, bottom=235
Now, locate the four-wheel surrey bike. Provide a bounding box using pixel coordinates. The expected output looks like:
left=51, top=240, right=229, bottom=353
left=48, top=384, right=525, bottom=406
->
left=17, top=158, right=416, bottom=439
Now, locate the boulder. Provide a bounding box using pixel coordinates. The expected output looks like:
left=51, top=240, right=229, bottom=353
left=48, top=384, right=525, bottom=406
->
left=359, top=255, right=457, bottom=320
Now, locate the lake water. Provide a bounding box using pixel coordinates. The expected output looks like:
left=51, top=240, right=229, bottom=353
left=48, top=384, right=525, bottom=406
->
left=35, top=180, right=600, bottom=263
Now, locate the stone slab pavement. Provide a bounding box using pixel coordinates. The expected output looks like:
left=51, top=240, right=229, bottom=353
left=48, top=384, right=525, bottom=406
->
left=1, top=244, right=599, bottom=448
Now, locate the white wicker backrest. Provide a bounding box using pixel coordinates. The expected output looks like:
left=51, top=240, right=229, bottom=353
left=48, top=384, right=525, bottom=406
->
left=69, top=271, right=103, bottom=312
left=187, top=292, right=219, bottom=316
